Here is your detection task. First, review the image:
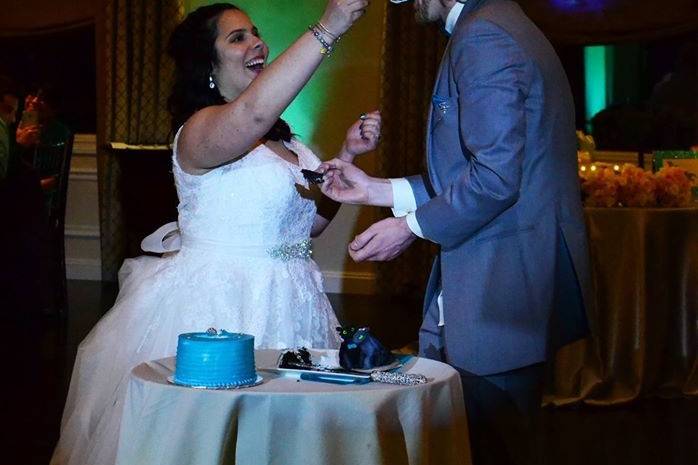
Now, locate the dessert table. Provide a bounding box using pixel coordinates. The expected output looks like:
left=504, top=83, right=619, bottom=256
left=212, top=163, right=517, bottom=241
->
left=115, top=350, right=471, bottom=465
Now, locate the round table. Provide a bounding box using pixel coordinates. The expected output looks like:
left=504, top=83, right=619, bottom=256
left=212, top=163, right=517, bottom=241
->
left=115, top=350, right=471, bottom=465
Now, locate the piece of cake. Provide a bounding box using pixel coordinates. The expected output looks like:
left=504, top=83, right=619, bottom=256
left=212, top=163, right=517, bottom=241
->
left=173, top=330, right=257, bottom=388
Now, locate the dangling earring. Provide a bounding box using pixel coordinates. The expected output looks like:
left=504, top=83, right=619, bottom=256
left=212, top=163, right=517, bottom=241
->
left=209, top=75, right=215, bottom=89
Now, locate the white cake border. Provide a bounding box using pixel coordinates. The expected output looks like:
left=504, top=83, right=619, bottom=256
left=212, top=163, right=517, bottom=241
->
left=167, top=374, right=263, bottom=390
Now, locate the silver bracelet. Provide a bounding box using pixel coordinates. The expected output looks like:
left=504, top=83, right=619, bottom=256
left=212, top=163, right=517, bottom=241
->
left=308, top=24, right=334, bottom=56
left=316, top=21, right=340, bottom=42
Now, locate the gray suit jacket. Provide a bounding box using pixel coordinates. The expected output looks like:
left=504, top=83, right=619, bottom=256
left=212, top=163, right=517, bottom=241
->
left=408, top=0, right=592, bottom=375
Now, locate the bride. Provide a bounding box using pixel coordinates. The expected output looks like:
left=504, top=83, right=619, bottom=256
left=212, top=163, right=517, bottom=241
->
left=51, top=1, right=379, bottom=464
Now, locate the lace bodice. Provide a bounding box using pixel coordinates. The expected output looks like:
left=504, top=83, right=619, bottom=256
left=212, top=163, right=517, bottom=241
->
left=172, top=128, right=322, bottom=250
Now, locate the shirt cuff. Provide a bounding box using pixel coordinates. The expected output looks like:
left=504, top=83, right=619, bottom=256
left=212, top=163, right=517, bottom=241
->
left=389, top=178, right=417, bottom=217
left=405, top=212, right=425, bottom=239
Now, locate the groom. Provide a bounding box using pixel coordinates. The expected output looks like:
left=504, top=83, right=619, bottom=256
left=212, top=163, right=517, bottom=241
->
left=321, top=0, right=592, bottom=464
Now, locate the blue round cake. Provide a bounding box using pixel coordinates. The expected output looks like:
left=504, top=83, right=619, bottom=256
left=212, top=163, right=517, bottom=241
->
left=173, top=330, right=257, bottom=388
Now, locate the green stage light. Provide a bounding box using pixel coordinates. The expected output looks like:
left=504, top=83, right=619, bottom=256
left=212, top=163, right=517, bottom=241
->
left=584, top=45, right=610, bottom=132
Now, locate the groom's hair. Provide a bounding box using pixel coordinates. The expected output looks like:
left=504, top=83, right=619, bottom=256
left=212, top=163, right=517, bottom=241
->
left=167, top=3, right=291, bottom=141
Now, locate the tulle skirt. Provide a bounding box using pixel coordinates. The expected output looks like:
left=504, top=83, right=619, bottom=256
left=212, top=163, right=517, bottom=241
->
left=50, top=248, right=341, bottom=465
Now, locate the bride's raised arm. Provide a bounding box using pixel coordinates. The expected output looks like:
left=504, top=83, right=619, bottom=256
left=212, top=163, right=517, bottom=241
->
left=172, top=0, right=369, bottom=174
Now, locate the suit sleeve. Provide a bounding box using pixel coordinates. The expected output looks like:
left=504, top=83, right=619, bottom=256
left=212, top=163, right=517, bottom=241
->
left=405, top=174, right=433, bottom=207
left=415, top=20, right=531, bottom=249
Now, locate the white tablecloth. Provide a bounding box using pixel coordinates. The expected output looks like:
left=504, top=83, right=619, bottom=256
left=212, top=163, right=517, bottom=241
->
left=115, top=350, right=470, bottom=465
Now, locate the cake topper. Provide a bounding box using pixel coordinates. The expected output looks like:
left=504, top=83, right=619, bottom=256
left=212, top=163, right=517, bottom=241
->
left=337, top=326, right=395, bottom=370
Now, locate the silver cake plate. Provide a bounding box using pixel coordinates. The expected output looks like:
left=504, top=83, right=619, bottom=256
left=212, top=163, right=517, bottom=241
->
left=167, top=374, right=264, bottom=390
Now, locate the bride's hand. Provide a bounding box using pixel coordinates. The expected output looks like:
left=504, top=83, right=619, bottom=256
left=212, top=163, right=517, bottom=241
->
left=320, top=0, right=371, bottom=38
left=339, top=110, right=381, bottom=162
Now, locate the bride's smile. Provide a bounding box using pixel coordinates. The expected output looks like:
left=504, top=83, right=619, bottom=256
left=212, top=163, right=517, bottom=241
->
left=211, top=10, right=269, bottom=102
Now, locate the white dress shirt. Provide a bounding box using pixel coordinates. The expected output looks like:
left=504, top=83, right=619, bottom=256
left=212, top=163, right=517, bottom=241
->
left=388, top=2, right=466, bottom=327
left=444, top=1, right=466, bottom=35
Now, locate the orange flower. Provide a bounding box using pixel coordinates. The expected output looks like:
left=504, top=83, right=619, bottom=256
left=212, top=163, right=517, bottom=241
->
left=655, top=165, right=693, bottom=207
left=581, top=167, right=619, bottom=207
left=617, top=164, right=656, bottom=207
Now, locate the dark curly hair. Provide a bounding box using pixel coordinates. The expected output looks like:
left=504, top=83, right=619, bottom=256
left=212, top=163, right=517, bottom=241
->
left=167, top=3, right=291, bottom=141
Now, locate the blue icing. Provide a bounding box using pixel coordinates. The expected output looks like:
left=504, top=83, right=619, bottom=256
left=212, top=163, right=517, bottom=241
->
left=174, top=331, right=257, bottom=388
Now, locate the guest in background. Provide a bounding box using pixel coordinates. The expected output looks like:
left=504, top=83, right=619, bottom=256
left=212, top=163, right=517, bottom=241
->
left=0, top=77, right=50, bottom=317
left=51, top=2, right=374, bottom=465
left=320, top=1, right=591, bottom=464
left=13, top=85, right=71, bottom=316
left=15, top=85, right=72, bottom=160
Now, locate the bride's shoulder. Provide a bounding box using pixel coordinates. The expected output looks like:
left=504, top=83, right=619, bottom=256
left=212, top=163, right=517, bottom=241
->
left=172, top=124, right=232, bottom=178
left=171, top=125, right=213, bottom=178
left=171, top=125, right=187, bottom=171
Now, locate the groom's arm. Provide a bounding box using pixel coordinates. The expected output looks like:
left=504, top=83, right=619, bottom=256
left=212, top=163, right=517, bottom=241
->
left=318, top=19, right=531, bottom=261
left=390, top=174, right=436, bottom=239
left=404, top=174, right=433, bottom=207
left=414, top=20, right=531, bottom=249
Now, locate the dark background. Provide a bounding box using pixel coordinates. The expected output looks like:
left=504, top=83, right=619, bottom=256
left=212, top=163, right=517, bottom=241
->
left=0, top=25, right=96, bottom=133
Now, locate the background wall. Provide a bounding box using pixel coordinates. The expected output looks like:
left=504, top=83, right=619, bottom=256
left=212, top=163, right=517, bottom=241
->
left=65, top=136, right=101, bottom=280
left=0, top=0, right=95, bottom=36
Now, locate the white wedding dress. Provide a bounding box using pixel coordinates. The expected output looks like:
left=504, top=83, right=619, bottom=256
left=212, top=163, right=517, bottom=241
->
left=50, top=130, right=341, bottom=465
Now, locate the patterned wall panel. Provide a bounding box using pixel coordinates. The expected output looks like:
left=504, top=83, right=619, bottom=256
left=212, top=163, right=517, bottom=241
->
left=99, top=0, right=183, bottom=280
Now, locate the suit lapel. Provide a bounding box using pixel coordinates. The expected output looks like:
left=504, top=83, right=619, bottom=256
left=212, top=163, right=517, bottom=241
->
left=425, top=0, right=493, bottom=194
left=426, top=40, right=452, bottom=195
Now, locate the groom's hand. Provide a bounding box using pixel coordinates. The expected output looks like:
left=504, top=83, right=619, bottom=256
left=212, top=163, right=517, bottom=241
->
left=349, top=216, right=417, bottom=261
left=318, top=158, right=392, bottom=206
left=319, top=158, right=372, bottom=204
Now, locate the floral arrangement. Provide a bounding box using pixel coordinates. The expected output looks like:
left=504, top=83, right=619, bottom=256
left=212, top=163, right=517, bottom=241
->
left=616, top=164, right=657, bottom=207
left=655, top=165, right=694, bottom=207
left=580, top=163, right=694, bottom=208
left=580, top=165, right=619, bottom=207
